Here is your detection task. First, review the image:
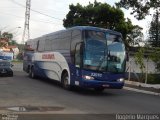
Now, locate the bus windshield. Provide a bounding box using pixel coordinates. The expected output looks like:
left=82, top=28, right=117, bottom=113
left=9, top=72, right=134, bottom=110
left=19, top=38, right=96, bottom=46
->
left=83, top=30, right=126, bottom=73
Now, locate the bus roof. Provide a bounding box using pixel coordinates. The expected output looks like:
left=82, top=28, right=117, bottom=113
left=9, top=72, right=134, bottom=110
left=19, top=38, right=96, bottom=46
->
left=68, top=26, right=122, bottom=36
left=43, top=26, right=122, bottom=37
left=28, top=26, right=122, bottom=41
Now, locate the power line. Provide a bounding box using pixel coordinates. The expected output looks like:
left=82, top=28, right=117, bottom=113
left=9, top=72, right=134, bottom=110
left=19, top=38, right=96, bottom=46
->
left=30, top=9, right=62, bottom=20
left=0, top=12, right=24, bottom=19
left=9, top=0, right=63, bottom=20
left=0, top=12, right=62, bottom=25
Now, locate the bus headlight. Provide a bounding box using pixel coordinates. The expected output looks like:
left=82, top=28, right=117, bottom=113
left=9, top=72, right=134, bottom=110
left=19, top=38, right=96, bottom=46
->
left=83, top=75, right=94, bottom=80
left=117, top=78, right=124, bottom=82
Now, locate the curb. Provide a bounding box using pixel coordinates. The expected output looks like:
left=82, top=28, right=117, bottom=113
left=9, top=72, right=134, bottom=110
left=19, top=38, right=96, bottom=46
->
left=124, top=80, right=160, bottom=96
left=125, top=80, right=160, bottom=89
left=124, top=86, right=160, bottom=96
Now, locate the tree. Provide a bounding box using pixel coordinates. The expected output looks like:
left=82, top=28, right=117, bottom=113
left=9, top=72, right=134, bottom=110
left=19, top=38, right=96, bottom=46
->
left=134, top=47, right=146, bottom=82
left=150, top=48, right=160, bottom=72
left=63, top=1, right=126, bottom=29
left=148, top=11, right=160, bottom=72
left=148, top=10, right=160, bottom=47
left=63, top=1, right=143, bottom=48
left=8, top=40, right=18, bottom=46
left=0, top=32, right=14, bottom=48
left=2, top=32, right=13, bottom=41
left=127, top=25, right=143, bottom=46
left=116, top=0, right=160, bottom=20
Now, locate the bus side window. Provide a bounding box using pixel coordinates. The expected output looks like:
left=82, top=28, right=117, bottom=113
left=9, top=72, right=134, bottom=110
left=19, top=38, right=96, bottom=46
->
left=38, top=39, right=45, bottom=52
left=36, top=40, right=39, bottom=51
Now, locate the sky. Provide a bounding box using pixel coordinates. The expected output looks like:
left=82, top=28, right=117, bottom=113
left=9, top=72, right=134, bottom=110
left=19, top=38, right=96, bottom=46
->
left=0, top=0, right=152, bottom=43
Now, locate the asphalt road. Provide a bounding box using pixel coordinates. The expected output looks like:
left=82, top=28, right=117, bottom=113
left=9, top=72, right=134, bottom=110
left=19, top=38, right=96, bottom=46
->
left=0, top=63, right=160, bottom=120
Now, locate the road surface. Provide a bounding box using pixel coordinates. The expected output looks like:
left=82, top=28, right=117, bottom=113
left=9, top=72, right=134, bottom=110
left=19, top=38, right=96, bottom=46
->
left=0, top=63, right=159, bottom=120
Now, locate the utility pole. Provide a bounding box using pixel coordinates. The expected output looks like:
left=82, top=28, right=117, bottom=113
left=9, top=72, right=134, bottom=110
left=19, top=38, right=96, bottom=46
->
left=22, top=0, right=31, bottom=45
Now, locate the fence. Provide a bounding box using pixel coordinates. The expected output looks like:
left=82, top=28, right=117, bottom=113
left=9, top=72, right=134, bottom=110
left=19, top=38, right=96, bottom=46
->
left=126, top=56, right=159, bottom=84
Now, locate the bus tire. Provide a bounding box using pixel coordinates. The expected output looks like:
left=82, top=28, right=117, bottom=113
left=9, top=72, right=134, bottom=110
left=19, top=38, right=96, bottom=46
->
left=94, top=87, right=104, bottom=92
left=29, top=67, right=36, bottom=79
left=61, top=72, right=71, bottom=90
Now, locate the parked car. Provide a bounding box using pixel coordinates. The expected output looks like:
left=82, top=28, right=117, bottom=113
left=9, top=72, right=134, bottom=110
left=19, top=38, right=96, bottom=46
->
left=0, top=60, right=13, bottom=77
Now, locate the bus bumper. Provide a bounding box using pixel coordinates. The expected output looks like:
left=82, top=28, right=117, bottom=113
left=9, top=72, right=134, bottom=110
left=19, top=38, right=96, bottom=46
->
left=80, top=80, right=124, bottom=89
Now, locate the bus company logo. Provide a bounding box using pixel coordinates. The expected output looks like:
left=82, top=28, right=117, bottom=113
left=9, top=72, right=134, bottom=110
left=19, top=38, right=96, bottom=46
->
left=42, top=54, right=55, bottom=60
left=91, top=73, right=102, bottom=77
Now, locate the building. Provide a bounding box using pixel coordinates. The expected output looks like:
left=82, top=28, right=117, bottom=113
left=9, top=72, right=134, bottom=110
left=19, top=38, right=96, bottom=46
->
left=0, top=38, right=19, bottom=60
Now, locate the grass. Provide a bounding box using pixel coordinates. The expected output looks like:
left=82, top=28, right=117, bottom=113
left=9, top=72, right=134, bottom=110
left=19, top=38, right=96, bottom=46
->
left=147, top=74, right=160, bottom=84
left=11, top=59, right=23, bottom=63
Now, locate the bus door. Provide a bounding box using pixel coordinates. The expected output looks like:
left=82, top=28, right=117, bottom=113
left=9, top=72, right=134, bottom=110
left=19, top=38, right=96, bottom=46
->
left=75, top=42, right=83, bottom=84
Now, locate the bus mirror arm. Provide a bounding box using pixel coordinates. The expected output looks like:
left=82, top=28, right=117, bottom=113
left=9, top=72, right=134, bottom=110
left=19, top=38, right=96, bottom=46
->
left=80, top=42, right=84, bottom=55
left=75, top=42, right=84, bottom=55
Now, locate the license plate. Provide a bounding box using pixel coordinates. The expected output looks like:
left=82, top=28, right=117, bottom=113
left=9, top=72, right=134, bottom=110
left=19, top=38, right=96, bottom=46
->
left=102, top=84, right=110, bottom=87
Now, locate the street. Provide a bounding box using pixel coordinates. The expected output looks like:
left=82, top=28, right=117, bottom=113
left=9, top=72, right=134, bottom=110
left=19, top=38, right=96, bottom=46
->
left=0, top=63, right=160, bottom=120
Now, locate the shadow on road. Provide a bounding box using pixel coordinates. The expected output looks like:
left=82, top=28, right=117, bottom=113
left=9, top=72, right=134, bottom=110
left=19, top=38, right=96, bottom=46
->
left=28, top=75, right=117, bottom=97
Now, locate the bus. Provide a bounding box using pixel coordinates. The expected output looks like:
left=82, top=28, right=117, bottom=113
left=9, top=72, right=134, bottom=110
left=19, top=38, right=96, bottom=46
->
left=23, top=26, right=126, bottom=92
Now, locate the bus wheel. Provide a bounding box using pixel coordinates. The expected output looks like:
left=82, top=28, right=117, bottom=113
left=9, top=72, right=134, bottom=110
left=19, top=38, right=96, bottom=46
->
left=62, top=73, right=70, bottom=90
left=94, top=87, right=104, bottom=92
left=29, top=67, right=36, bottom=79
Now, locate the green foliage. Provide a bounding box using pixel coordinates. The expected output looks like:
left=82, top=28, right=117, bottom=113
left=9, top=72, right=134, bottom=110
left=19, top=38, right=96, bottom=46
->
left=134, top=47, right=145, bottom=82
left=147, top=74, right=160, bottom=84
left=63, top=1, right=143, bottom=48
left=8, top=40, right=18, bottom=45
left=0, top=32, right=14, bottom=48
left=63, top=1, right=125, bottom=29
left=2, top=32, right=13, bottom=40
left=149, top=48, right=160, bottom=72
left=126, top=25, right=143, bottom=46
left=148, top=10, right=160, bottom=47
left=116, top=0, right=159, bottom=20
left=16, top=52, right=23, bottom=60
left=17, top=44, right=25, bottom=52
left=11, top=60, right=22, bottom=63
left=134, top=47, right=160, bottom=83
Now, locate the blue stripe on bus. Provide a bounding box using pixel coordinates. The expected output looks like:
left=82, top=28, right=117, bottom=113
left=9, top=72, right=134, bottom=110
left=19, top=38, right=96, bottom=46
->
left=68, top=64, right=124, bottom=88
